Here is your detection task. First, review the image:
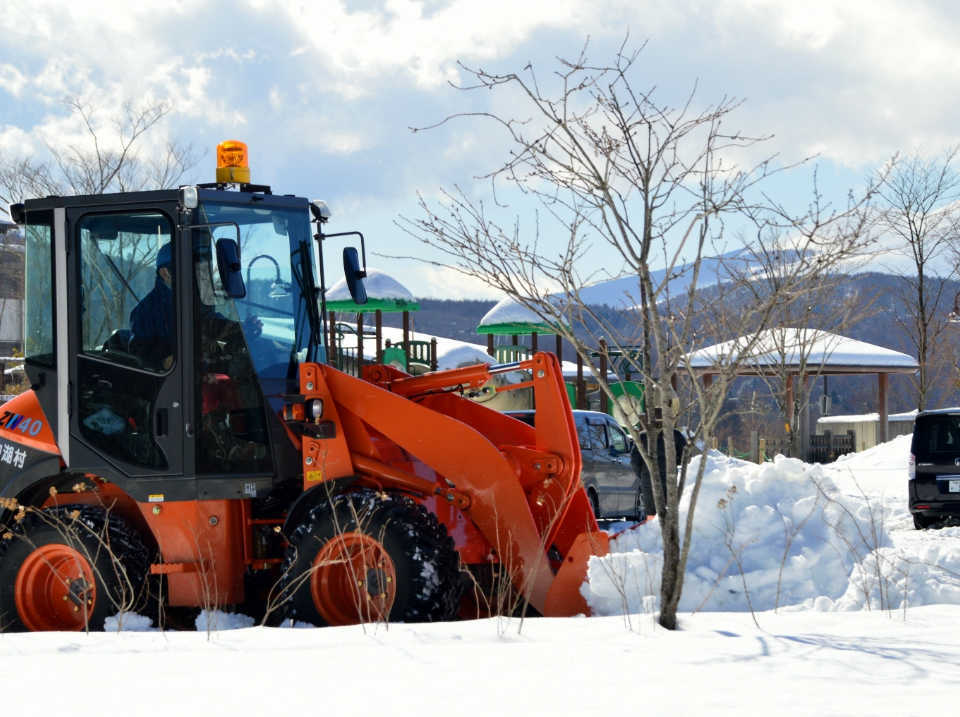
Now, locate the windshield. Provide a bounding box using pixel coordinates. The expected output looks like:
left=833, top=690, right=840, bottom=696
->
left=195, top=199, right=319, bottom=396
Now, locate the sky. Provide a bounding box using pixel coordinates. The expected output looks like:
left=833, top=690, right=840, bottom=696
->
left=2, top=0, right=959, bottom=298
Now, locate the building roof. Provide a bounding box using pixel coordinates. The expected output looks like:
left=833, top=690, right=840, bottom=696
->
left=325, top=268, right=419, bottom=312
left=476, top=296, right=566, bottom=335
left=685, top=328, right=919, bottom=375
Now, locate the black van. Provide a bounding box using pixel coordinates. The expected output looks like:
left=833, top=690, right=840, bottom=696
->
left=909, top=409, right=960, bottom=529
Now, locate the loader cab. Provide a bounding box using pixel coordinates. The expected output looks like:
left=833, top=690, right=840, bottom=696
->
left=14, top=183, right=332, bottom=502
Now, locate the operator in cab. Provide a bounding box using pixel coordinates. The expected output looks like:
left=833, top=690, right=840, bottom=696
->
left=129, top=242, right=176, bottom=370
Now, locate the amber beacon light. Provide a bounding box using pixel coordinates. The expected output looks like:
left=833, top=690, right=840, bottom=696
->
left=216, top=140, right=250, bottom=183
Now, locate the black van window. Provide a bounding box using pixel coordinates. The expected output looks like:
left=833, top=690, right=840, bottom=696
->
left=915, top=415, right=960, bottom=459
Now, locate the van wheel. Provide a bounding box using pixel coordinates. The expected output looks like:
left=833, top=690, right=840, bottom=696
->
left=913, top=514, right=937, bottom=530
left=588, top=490, right=601, bottom=520
left=633, top=490, right=648, bottom=522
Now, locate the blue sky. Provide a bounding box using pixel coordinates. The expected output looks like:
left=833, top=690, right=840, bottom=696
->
left=1, top=1, right=958, bottom=298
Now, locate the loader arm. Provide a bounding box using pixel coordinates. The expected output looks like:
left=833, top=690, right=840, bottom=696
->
left=304, top=352, right=608, bottom=615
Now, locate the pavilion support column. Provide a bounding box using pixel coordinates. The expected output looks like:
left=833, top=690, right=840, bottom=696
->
left=531, top=332, right=538, bottom=352
left=702, top=373, right=714, bottom=389
left=786, top=374, right=794, bottom=456
left=577, top=353, right=585, bottom=409
left=487, top=334, right=494, bottom=357
left=878, top=373, right=889, bottom=444
left=356, top=313, right=364, bottom=367
left=403, top=311, right=410, bottom=351
left=800, top=374, right=811, bottom=461
left=555, top=335, right=562, bottom=363
left=375, top=309, right=383, bottom=362
left=599, top=339, right=608, bottom=414
left=328, top=311, right=337, bottom=362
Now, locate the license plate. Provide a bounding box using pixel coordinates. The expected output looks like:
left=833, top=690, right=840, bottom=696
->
left=951, top=480, right=960, bottom=493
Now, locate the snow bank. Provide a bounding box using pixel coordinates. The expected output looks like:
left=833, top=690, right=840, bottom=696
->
left=585, top=451, right=907, bottom=615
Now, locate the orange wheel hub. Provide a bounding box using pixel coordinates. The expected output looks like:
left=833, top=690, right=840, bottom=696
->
left=15, top=544, right=97, bottom=631
left=311, top=532, right=397, bottom=625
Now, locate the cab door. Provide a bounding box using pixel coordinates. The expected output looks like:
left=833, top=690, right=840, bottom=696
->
left=66, top=207, right=186, bottom=495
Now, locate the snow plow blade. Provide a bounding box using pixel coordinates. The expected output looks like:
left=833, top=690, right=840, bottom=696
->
left=314, top=351, right=612, bottom=616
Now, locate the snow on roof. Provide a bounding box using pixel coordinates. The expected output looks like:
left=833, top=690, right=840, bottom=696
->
left=685, top=328, right=919, bottom=371
left=818, top=410, right=918, bottom=424
left=326, top=268, right=415, bottom=302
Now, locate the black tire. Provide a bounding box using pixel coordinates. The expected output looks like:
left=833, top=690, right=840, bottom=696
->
left=913, top=513, right=938, bottom=530
left=0, top=505, right=151, bottom=632
left=587, top=489, right=601, bottom=520
left=633, top=489, right=647, bottom=522
left=632, top=430, right=687, bottom=518
left=283, top=489, right=462, bottom=626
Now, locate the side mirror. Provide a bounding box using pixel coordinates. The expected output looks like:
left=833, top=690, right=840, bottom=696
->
left=343, top=246, right=367, bottom=305
left=216, top=238, right=246, bottom=298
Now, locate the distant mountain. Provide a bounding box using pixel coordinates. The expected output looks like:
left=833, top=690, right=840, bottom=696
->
left=575, top=248, right=808, bottom=309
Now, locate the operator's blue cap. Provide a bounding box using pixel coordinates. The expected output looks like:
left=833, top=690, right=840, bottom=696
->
left=157, top=243, right=173, bottom=269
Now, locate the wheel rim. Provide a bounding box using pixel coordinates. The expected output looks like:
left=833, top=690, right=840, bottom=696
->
left=15, top=544, right=97, bottom=631
left=311, top=532, right=397, bottom=625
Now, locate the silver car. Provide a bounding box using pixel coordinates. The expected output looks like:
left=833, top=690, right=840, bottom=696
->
left=506, top=409, right=643, bottom=520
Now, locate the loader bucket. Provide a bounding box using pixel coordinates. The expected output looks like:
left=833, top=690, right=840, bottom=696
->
left=315, top=352, right=615, bottom=616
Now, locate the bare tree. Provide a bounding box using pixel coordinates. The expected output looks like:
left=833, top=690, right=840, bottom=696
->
left=0, top=96, right=199, bottom=216
left=400, top=42, right=875, bottom=629
left=876, top=149, right=960, bottom=410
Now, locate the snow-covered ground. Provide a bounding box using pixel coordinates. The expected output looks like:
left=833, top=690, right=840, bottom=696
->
left=4, top=435, right=960, bottom=716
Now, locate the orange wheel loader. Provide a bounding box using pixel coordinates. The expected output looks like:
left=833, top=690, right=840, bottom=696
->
left=0, top=141, right=609, bottom=630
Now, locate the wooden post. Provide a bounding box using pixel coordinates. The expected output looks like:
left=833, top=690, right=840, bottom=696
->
left=531, top=332, right=538, bottom=352
left=750, top=430, right=759, bottom=463
left=758, top=436, right=766, bottom=462
left=727, top=435, right=734, bottom=456
left=786, top=373, right=795, bottom=452
left=801, top=373, right=811, bottom=461
left=328, top=311, right=337, bottom=363
left=599, top=339, right=608, bottom=414
left=555, top=335, right=562, bottom=363
left=703, top=373, right=714, bottom=389
left=577, top=353, right=585, bottom=409
left=430, top=337, right=438, bottom=371
left=356, top=313, right=364, bottom=366
left=375, top=309, right=383, bottom=362
left=487, top=334, right=494, bottom=357
left=878, top=372, right=889, bottom=444
left=402, top=311, right=410, bottom=351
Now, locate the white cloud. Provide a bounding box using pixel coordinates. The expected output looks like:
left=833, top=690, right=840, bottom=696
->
left=0, top=126, right=33, bottom=154
left=0, top=64, right=26, bottom=96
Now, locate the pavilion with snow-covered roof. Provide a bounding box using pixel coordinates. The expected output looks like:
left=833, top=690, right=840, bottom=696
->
left=684, top=328, right=919, bottom=454
left=325, top=268, right=422, bottom=367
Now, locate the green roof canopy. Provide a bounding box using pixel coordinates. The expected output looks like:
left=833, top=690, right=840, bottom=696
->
left=326, top=297, right=420, bottom=313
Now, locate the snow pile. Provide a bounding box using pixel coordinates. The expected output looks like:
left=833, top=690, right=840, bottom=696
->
left=195, top=609, right=256, bottom=632
left=105, top=612, right=156, bottom=632
left=585, top=451, right=906, bottom=615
